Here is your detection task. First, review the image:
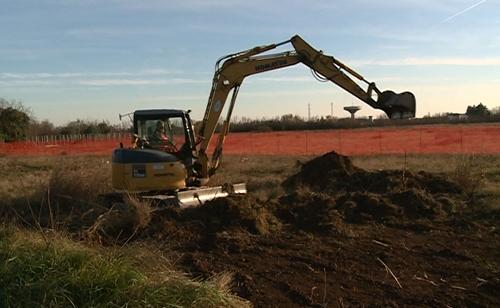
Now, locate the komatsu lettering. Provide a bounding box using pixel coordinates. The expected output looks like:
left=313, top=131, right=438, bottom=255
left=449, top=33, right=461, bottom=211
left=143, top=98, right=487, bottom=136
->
left=255, top=60, right=288, bottom=71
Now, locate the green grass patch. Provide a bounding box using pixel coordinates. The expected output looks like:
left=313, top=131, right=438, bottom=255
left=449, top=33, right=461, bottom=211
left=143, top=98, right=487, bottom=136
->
left=0, top=226, right=248, bottom=308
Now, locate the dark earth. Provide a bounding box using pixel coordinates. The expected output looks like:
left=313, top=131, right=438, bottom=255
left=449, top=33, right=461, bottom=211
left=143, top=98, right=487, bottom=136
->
left=140, top=152, right=500, bottom=307
left=11, top=151, right=497, bottom=307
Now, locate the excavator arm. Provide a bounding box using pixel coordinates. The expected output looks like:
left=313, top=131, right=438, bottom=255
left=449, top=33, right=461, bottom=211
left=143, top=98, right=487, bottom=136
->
left=196, top=35, right=416, bottom=179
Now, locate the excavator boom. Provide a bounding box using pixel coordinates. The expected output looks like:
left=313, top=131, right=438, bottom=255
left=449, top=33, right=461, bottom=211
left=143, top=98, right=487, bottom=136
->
left=196, top=34, right=416, bottom=179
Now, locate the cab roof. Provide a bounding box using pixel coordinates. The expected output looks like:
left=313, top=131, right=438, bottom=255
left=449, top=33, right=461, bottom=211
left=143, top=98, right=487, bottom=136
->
left=133, top=109, right=188, bottom=118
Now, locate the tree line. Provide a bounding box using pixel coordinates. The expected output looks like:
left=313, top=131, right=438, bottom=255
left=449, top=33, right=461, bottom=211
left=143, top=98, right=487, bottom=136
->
left=228, top=103, right=500, bottom=133
left=0, top=98, right=130, bottom=142
left=1, top=98, right=499, bottom=142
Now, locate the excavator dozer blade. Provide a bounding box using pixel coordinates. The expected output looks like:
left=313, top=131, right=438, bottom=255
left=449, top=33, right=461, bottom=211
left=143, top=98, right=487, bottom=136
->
left=176, top=183, right=247, bottom=208
left=377, top=91, right=416, bottom=119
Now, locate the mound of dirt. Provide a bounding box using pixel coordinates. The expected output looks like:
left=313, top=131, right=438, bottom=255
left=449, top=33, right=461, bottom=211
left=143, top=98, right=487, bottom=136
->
left=282, top=151, right=463, bottom=223
left=348, top=169, right=462, bottom=195
left=145, top=195, right=281, bottom=249
left=283, top=151, right=360, bottom=193
left=389, top=189, right=446, bottom=219
left=335, top=192, right=400, bottom=223
left=147, top=192, right=350, bottom=244
left=285, top=151, right=462, bottom=195
left=335, top=189, right=447, bottom=223
left=272, top=192, right=344, bottom=233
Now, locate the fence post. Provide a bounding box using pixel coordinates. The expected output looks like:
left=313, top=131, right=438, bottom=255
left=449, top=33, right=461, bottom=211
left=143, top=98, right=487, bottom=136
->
left=419, top=128, right=422, bottom=153
left=460, top=126, right=464, bottom=153
left=379, top=131, right=382, bottom=154
left=276, top=132, right=280, bottom=154
left=481, top=129, right=484, bottom=154
left=305, top=131, right=309, bottom=155
left=250, top=133, right=254, bottom=154
left=338, top=130, right=342, bottom=154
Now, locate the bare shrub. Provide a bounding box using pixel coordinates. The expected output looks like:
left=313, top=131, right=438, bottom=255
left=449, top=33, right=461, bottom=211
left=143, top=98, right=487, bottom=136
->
left=451, top=155, right=485, bottom=201
left=124, top=195, right=153, bottom=229
left=86, top=197, right=153, bottom=245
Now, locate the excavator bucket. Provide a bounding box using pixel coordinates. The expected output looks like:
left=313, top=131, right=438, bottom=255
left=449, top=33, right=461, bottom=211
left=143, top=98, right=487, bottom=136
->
left=377, top=91, right=416, bottom=119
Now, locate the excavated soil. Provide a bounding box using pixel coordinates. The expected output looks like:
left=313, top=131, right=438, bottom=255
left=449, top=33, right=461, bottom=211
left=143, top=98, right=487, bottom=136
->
left=94, top=151, right=499, bottom=306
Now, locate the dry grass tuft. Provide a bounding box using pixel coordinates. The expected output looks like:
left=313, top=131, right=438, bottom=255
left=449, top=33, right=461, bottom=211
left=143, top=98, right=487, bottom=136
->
left=124, top=195, right=153, bottom=228
left=86, top=196, right=154, bottom=245
left=451, top=154, right=486, bottom=201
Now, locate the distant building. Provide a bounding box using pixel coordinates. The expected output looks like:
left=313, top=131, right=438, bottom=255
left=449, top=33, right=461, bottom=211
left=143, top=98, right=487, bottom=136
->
left=446, top=113, right=468, bottom=121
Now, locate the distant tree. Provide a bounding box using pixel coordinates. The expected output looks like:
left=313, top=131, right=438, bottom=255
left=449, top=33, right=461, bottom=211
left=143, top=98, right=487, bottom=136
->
left=491, top=106, right=500, bottom=115
left=0, top=98, right=31, bottom=142
left=466, top=103, right=491, bottom=117
left=58, top=119, right=85, bottom=135
left=431, top=112, right=447, bottom=118
left=58, top=119, right=117, bottom=135
left=97, top=121, right=112, bottom=134
left=29, top=119, right=56, bottom=136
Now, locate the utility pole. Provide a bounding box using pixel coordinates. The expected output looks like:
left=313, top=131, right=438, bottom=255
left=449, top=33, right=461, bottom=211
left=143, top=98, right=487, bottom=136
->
left=331, top=102, right=333, bottom=117
left=308, top=103, right=311, bottom=121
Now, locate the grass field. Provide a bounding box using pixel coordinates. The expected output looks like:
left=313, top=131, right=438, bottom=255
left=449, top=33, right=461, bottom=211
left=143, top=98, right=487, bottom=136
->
left=0, top=153, right=499, bottom=306
left=2, top=153, right=499, bottom=207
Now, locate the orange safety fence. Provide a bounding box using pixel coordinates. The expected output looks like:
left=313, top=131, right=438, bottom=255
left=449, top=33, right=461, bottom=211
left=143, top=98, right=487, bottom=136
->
left=1, top=124, right=499, bottom=157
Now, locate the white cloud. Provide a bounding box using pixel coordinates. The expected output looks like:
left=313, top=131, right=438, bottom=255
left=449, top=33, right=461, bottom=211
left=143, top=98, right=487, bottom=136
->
left=0, top=67, right=208, bottom=87
left=78, top=78, right=205, bottom=86
left=0, top=69, right=179, bottom=80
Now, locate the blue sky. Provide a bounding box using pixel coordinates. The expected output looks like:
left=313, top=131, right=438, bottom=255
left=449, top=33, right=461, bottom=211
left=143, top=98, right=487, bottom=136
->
left=1, top=0, right=499, bottom=124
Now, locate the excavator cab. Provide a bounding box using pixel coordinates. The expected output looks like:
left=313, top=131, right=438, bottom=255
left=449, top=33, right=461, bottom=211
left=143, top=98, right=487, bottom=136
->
left=133, top=109, right=196, bottom=154
left=112, top=109, right=196, bottom=193
left=112, top=108, right=246, bottom=207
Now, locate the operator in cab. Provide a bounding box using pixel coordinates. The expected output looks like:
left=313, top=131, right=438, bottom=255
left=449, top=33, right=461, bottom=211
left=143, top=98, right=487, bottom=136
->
left=151, top=120, right=168, bottom=143
left=150, top=120, right=177, bottom=152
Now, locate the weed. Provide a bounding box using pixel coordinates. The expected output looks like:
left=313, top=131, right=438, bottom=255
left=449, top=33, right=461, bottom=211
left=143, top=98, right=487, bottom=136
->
left=86, top=196, right=154, bottom=245
left=451, top=154, right=486, bottom=201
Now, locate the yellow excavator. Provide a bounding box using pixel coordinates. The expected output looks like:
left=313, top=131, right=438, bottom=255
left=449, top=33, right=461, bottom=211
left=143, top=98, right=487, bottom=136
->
left=111, top=35, right=416, bottom=207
